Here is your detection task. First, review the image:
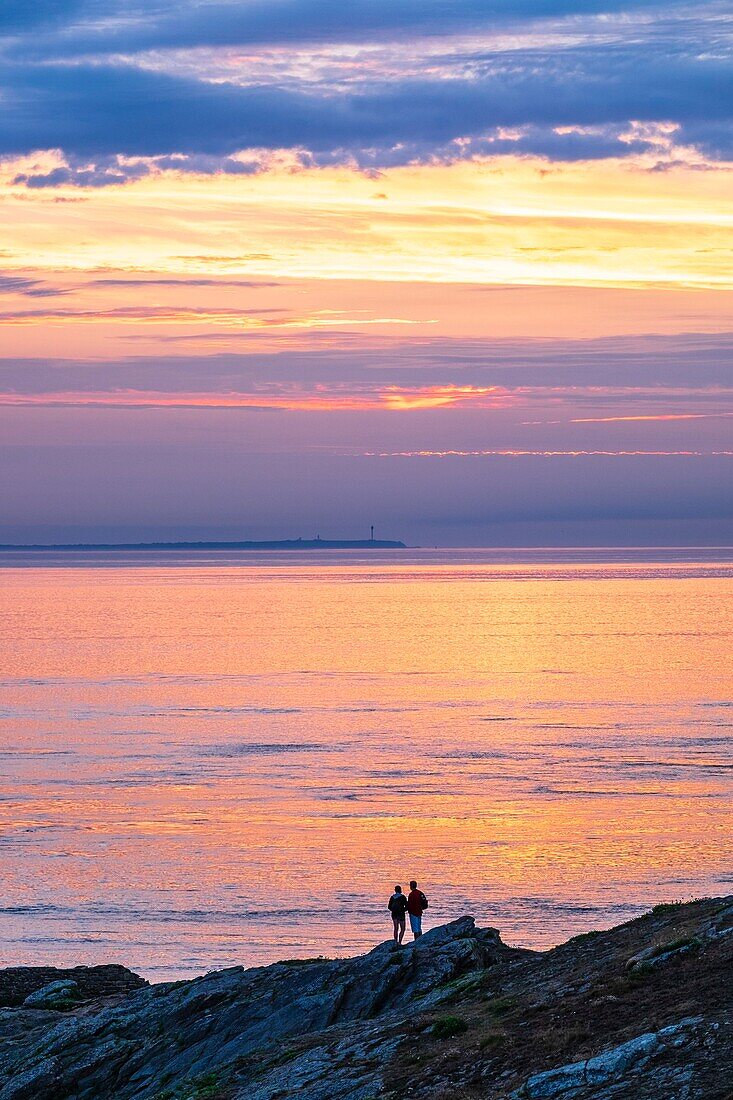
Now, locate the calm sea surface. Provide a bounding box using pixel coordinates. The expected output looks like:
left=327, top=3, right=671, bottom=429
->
left=0, top=549, right=731, bottom=979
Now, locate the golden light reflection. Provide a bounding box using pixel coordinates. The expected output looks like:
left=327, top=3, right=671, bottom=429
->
left=0, top=563, right=730, bottom=973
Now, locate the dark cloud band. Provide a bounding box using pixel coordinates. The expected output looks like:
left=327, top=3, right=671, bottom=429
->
left=1, top=2, right=731, bottom=178
left=1, top=49, right=732, bottom=170
left=1, top=1, right=698, bottom=49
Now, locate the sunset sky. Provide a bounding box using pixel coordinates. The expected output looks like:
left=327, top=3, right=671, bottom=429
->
left=1, top=0, right=732, bottom=544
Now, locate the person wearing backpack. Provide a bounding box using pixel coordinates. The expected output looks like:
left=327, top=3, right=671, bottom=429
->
left=387, top=885, right=409, bottom=944
left=407, top=880, right=428, bottom=939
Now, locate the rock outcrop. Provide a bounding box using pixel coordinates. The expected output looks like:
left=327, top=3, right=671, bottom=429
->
left=0, top=898, right=729, bottom=1099
left=513, top=1016, right=707, bottom=1098
left=0, top=965, right=147, bottom=1008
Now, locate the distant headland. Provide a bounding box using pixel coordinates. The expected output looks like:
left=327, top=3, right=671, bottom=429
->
left=0, top=537, right=407, bottom=551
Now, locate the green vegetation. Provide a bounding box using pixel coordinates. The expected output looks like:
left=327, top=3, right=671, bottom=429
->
left=50, top=999, right=83, bottom=1012
left=626, top=963, right=654, bottom=980
left=651, top=901, right=683, bottom=916
left=189, top=1073, right=222, bottom=1099
left=265, top=1047, right=301, bottom=1070
left=151, top=1071, right=223, bottom=1100
left=432, top=1015, right=468, bottom=1039
left=631, top=934, right=702, bottom=975
left=433, top=971, right=483, bottom=1001
left=479, top=1029, right=508, bottom=1050
left=278, top=956, right=329, bottom=966
left=567, top=929, right=602, bottom=945
left=662, top=936, right=700, bottom=953
left=540, top=1026, right=594, bottom=1057
left=485, top=995, right=516, bottom=1016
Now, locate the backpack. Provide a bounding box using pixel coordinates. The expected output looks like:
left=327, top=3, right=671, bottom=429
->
left=419, top=891, right=429, bottom=910
left=388, top=894, right=407, bottom=917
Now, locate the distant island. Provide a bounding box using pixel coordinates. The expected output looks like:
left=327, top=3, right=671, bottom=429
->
left=0, top=537, right=407, bottom=551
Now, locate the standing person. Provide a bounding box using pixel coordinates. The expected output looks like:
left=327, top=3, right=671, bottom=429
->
left=407, top=880, right=428, bottom=939
left=388, top=885, right=408, bottom=944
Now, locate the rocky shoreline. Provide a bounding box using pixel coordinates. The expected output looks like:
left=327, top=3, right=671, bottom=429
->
left=0, top=895, right=729, bottom=1099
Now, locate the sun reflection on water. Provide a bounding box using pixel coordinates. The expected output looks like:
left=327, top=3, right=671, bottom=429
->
left=0, top=557, right=730, bottom=978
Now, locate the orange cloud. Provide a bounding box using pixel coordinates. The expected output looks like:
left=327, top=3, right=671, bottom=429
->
left=0, top=384, right=512, bottom=411
left=569, top=412, right=733, bottom=424
left=379, top=385, right=505, bottom=410
left=0, top=305, right=428, bottom=330
left=522, top=410, right=733, bottom=426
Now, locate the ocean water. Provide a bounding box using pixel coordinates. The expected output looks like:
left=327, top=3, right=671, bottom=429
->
left=0, top=549, right=731, bottom=979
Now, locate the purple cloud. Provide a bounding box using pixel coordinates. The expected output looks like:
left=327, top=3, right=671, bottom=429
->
left=0, top=4, right=731, bottom=175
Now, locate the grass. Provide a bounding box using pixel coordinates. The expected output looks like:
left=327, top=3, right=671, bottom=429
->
left=433, top=972, right=483, bottom=1002
left=151, top=1071, right=224, bottom=1100
left=278, top=956, right=329, bottom=966
left=625, top=964, right=654, bottom=981
left=566, top=929, right=602, bottom=945
left=536, top=1025, right=594, bottom=1057
left=432, top=1015, right=469, bottom=1039
left=479, top=1029, right=508, bottom=1050
left=48, top=998, right=83, bottom=1012
left=650, top=898, right=705, bottom=916
left=263, top=1047, right=301, bottom=1071
left=651, top=902, right=684, bottom=916
left=630, top=935, right=701, bottom=974
left=189, top=1073, right=222, bottom=1100
left=662, top=936, right=700, bottom=953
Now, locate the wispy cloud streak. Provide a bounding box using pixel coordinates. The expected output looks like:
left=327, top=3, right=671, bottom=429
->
left=358, top=449, right=733, bottom=457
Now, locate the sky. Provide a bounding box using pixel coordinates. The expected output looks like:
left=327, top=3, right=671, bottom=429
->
left=1, top=0, right=732, bottom=545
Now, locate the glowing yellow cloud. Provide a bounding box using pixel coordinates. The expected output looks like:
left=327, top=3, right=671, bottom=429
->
left=1, top=151, right=732, bottom=292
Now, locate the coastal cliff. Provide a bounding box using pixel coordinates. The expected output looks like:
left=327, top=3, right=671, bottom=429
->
left=0, top=896, right=729, bottom=1100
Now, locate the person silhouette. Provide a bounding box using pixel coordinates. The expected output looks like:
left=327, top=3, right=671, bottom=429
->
left=407, top=880, right=428, bottom=939
left=387, top=885, right=408, bottom=944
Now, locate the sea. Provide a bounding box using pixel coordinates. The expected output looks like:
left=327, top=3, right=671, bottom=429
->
left=0, top=547, right=731, bottom=980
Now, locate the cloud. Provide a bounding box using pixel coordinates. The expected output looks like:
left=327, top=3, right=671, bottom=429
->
left=0, top=1, right=87, bottom=33
left=12, top=159, right=151, bottom=189
left=0, top=274, right=68, bottom=297
left=359, top=448, right=733, bottom=456
left=11, top=152, right=267, bottom=188
left=0, top=273, right=277, bottom=298
left=567, top=412, right=733, bottom=424
left=0, top=305, right=289, bottom=326
left=4, top=1, right=699, bottom=54
left=2, top=441, right=731, bottom=546
left=0, top=383, right=513, bottom=411
left=0, top=306, right=430, bottom=341
left=1, top=17, right=732, bottom=171
left=1, top=331, right=731, bottom=413
left=90, top=278, right=281, bottom=288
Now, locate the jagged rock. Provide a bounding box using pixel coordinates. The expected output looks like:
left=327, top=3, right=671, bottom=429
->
left=625, top=938, right=700, bottom=973
left=22, top=981, right=81, bottom=1011
left=0, top=897, right=727, bottom=1100
left=0, top=917, right=517, bottom=1100
left=0, top=965, right=147, bottom=1007
left=514, top=1017, right=705, bottom=1098
left=0, top=1057, right=61, bottom=1100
